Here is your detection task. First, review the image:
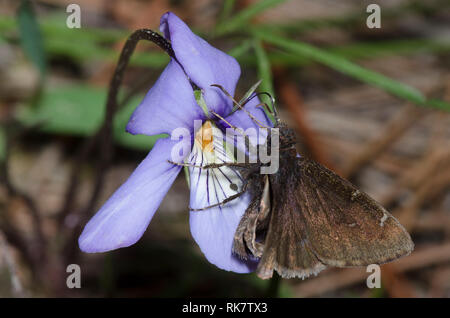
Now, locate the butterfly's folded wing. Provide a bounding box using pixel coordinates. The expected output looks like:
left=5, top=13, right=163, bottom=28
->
left=255, top=195, right=327, bottom=279
left=296, top=157, right=414, bottom=267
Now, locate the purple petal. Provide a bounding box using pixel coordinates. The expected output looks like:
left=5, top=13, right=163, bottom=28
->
left=189, top=193, right=258, bottom=273
left=126, top=60, right=204, bottom=136
left=160, top=12, right=241, bottom=115
left=79, top=138, right=182, bottom=253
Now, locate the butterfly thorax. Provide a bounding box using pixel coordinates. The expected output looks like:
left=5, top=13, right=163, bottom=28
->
left=276, top=123, right=297, bottom=151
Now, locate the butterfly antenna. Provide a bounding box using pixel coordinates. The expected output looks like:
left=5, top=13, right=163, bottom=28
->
left=210, top=110, right=244, bottom=136
left=242, top=91, right=280, bottom=125
left=210, top=84, right=269, bottom=129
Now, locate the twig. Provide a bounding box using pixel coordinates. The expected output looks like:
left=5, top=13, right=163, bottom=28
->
left=415, top=213, right=450, bottom=233
left=380, top=264, right=417, bottom=298
left=429, top=265, right=450, bottom=297
left=0, top=123, right=47, bottom=266
left=394, top=161, right=450, bottom=231
left=340, top=103, right=424, bottom=179
left=379, top=148, right=450, bottom=208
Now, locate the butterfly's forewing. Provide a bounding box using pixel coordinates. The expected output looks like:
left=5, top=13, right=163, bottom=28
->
left=296, top=156, right=414, bottom=267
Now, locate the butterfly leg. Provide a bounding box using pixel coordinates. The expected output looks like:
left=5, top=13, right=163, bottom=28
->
left=233, top=175, right=270, bottom=259
left=243, top=175, right=271, bottom=258
left=233, top=198, right=259, bottom=259
left=189, top=182, right=249, bottom=212
left=233, top=209, right=266, bottom=259
left=243, top=213, right=265, bottom=258
left=167, top=160, right=252, bottom=169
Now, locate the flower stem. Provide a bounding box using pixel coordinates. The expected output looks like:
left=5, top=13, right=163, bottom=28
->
left=266, top=272, right=281, bottom=297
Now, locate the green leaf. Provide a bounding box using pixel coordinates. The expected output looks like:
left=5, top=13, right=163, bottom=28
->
left=219, top=0, right=237, bottom=23
left=235, top=38, right=450, bottom=68
left=228, top=40, right=253, bottom=59
left=252, top=28, right=427, bottom=105
left=114, top=102, right=166, bottom=151
left=41, top=14, right=127, bottom=44
left=1, top=13, right=169, bottom=69
left=16, top=84, right=164, bottom=151
left=253, top=29, right=450, bottom=112
left=17, top=84, right=105, bottom=136
left=253, top=39, right=275, bottom=121
left=238, top=79, right=262, bottom=105
left=194, top=90, right=210, bottom=116
left=16, top=0, right=46, bottom=75
left=329, top=39, right=450, bottom=60
left=426, top=99, right=450, bottom=111
left=215, top=0, right=290, bottom=36
left=44, top=36, right=169, bottom=68
left=251, top=1, right=450, bottom=36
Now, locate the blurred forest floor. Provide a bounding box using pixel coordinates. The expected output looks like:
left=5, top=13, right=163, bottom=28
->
left=0, top=0, right=449, bottom=297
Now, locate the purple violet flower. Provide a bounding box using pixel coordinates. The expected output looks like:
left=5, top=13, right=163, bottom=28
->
left=78, top=12, right=271, bottom=273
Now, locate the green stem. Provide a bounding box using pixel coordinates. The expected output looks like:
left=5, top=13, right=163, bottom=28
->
left=253, top=39, right=276, bottom=123
left=266, top=273, right=281, bottom=297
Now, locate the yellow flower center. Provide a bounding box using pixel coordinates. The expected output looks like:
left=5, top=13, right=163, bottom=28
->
left=195, top=120, right=214, bottom=153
